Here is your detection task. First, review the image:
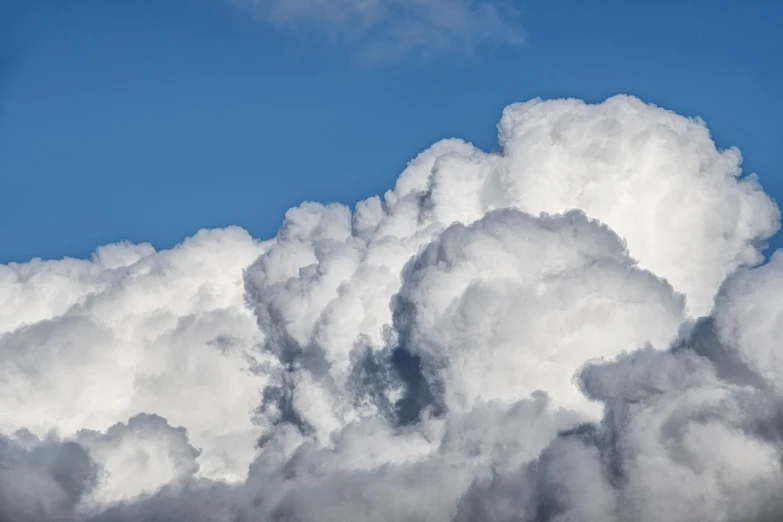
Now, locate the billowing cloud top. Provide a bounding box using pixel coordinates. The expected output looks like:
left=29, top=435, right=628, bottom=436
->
left=1, top=95, right=782, bottom=521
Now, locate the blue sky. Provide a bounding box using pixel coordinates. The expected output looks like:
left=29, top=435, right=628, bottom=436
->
left=1, top=0, right=781, bottom=263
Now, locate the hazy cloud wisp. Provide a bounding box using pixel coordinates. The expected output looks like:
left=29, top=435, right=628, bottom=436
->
left=231, top=0, right=523, bottom=59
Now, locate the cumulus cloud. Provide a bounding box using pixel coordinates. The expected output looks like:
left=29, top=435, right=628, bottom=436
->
left=1, top=95, right=782, bottom=521
left=76, top=414, right=201, bottom=505
left=0, top=227, right=270, bottom=486
left=230, top=0, right=523, bottom=59
left=394, top=209, right=686, bottom=409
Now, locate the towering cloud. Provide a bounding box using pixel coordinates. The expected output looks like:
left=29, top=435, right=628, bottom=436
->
left=1, top=95, right=781, bottom=521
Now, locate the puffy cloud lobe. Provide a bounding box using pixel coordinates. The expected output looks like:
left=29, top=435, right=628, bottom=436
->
left=242, top=95, right=774, bottom=440
left=427, top=95, right=777, bottom=316
left=76, top=414, right=200, bottom=505
left=1, top=95, right=782, bottom=521
left=712, top=251, right=783, bottom=392
left=392, top=208, right=685, bottom=415
left=458, top=345, right=783, bottom=522
left=453, top=256, right=783, bottom=522
left=0, top=227, right=269, bottom=492
left=79, top=395, right=581, bottom=522
left=0, top=241, right=155, bottom=331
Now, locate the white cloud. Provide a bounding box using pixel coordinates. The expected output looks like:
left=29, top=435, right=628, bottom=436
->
left=76, top=414, right=200, bottom=505
left=1, top=95, right=782, bottom=521
left=231, top=0, right=523, bottom=59
left=391, top=209, right=685, bottom=416
left=0, top=227, right=271, bottom=490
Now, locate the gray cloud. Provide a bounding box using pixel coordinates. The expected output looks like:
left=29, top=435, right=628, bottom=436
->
left=0, top=433, right=97, bottom=522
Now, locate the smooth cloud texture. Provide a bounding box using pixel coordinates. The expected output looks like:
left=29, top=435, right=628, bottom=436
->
left=1, top=95, right=782, bottom=521
left=231, top=0, right=523, bottom=59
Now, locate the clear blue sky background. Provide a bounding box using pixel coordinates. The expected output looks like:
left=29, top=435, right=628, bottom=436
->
left=1, top=0, right=781, bottom=263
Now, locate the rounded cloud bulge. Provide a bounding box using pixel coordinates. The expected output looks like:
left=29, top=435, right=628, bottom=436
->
left=1, top=95, right=781, bottom=521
